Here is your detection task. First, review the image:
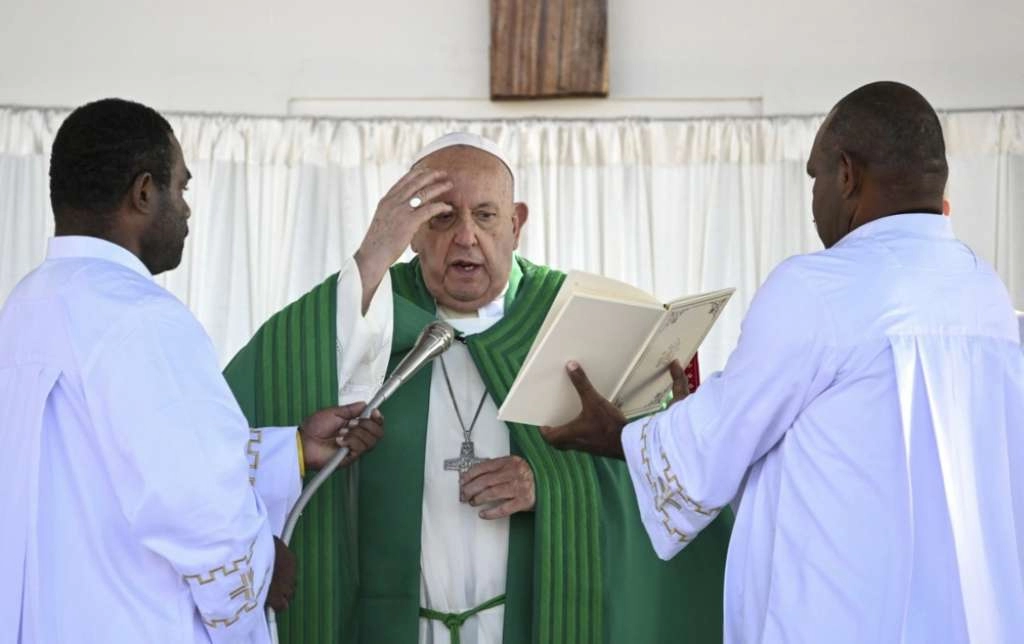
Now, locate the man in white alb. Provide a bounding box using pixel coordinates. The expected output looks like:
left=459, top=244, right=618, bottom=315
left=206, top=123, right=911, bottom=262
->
left=542, top=81, right=1024, bottom=643
left=0, top=99, right=382, bottom=643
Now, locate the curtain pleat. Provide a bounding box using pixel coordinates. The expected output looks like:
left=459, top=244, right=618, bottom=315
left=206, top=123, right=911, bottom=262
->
left=2, top=108, right=1021, bottom=370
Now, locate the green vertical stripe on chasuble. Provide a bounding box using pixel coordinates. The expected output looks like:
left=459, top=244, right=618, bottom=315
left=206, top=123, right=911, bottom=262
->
left=286, top=293, right=300, bottom=417
left=465, top=260, right=603, bottom=644
left=249, top=274, right=342, bottom=644
left=295, top=291, right=317, bottom=642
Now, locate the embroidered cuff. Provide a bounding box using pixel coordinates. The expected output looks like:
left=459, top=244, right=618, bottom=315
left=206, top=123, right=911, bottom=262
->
left=623, top=415, right=722, bottom=560
left=182, top=538, right=268, bottom=629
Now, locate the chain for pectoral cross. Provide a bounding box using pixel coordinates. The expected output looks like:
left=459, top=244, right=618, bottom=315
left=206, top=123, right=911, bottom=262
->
left=439, top=356, right=489, bottom=474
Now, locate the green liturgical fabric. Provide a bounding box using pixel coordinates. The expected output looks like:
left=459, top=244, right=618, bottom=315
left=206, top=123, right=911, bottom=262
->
left=224, top=257, right=733, bottom=643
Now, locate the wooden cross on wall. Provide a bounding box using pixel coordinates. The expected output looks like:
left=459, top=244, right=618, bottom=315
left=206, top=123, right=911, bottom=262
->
left=490, top=0, right=609, bottom=99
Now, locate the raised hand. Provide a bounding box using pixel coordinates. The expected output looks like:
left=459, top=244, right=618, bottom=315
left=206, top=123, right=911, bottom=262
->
left=538, top=361, right=628, bottom=459
left=354, top=169, right=453, bottom=311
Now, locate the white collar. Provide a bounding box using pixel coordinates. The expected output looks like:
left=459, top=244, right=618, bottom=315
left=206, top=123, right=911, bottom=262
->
left=46, top=236, right=153, bottom=280
left=436, top=286, right=508, bottom=335
left=836, top=213, right=954, bottom=247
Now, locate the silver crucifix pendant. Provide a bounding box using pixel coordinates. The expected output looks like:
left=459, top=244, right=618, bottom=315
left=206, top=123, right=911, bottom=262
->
left=444, top=440, right=485, bottom=473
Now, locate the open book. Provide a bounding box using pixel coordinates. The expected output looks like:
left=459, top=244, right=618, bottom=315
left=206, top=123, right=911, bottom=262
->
left=497, top=271, right=733, bottom=427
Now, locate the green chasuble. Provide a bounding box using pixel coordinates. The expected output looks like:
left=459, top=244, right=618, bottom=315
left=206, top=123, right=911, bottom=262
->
left=224, top=256, right=733, bottom=644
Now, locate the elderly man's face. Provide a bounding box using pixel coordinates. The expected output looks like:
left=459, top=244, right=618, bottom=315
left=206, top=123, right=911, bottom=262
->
left=411, top=145, right=528, bottom=313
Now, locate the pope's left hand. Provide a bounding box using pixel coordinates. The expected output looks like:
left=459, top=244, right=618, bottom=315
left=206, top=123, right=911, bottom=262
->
left=460, top=456, right=536, bottom=520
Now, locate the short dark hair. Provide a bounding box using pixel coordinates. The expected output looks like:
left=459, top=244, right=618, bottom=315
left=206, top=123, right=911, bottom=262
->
left=822, top=81, right=948, bottom=193
left=49, top=98, right=174, bottom=233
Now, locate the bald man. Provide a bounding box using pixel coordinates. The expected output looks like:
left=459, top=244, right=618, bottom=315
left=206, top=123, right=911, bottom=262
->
left=543, top=82, right=1024, bottom=643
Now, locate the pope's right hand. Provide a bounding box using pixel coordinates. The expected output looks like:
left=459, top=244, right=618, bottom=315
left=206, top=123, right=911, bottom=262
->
left=353, top=169, right=453, bottom=309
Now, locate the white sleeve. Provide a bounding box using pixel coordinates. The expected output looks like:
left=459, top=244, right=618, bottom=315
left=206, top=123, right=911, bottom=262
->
left=335, top=256, right=394, bottom=405
left=83, top=299, right=279, bottom=642
left=621, top=260, right=837, bottom=560
left=248, top=426, right=302, bottom=536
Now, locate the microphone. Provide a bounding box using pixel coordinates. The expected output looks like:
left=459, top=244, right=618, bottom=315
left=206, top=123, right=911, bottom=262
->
left=280, top=320, right=455, bottom=542
left=359, top=321, right=457, bottom=419
left=269, top=321, right=456, bottom=643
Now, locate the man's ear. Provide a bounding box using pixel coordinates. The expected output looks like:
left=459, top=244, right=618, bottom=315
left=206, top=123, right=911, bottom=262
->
left=130, top=172, right=156, bottom=215
left=837, top=150, right=861, bottom=200
left=512, top=202, right=529, bottom=248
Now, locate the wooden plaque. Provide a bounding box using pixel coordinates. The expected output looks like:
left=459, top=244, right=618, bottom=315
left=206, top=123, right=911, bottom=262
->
left=490, top=0, right=609, bottom=99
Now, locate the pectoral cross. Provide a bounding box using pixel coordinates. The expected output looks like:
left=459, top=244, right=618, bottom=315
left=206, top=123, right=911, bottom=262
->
left=444, top=440, right=485, bottom=473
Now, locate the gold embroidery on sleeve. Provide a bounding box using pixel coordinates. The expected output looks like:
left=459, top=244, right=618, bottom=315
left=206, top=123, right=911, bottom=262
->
left=229, top=568, right=255, bottom=602
left=657, top=451, right=721, bottom=518
left=246, top=429, right=263, bottom=485
left=182, top=540, right=256, bottom=586
left=640, top=418, right=722, bottom=545
left=183, top=540, right=268, bottom=628
left=202, top=571, right=267, bottom=628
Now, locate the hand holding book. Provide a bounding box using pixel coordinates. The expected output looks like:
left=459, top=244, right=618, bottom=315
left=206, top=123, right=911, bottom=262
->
left=498, top=270, right=732, bottom=427
left=539, top=358, right=693, bottom=459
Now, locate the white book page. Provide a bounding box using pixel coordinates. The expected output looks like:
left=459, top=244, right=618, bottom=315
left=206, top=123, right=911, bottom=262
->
left=499, top=293, right=663, bottom=427
left=525, top=270, right=659, bottom=367
left=614, top=288, right=734, bottom=418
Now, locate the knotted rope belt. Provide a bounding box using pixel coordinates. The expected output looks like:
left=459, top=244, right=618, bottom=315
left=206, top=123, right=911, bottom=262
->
left=419, top=594, right=506, bottom=644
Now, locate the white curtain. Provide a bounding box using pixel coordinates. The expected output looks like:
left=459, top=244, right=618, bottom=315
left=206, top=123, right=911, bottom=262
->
left=2, top=107, right=1022, bottom=371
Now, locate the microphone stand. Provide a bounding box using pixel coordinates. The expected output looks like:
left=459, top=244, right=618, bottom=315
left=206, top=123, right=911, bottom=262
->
left=268, top=321, right=456, bottom=643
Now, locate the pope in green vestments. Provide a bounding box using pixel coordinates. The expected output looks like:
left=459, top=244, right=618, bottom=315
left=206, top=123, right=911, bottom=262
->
left=223, top=133, right=732, bottom=644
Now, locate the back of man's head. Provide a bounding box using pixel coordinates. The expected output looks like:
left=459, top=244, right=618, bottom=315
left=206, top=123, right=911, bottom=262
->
left=50, top=98, right=173, bottom=235
left=823, top=81, right=948, bottom=200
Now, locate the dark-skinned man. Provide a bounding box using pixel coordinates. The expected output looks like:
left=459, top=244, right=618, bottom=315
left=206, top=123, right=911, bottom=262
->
left=0, top=98, right=382, bottom=643
left=542, top=81, right=1024, bottom=643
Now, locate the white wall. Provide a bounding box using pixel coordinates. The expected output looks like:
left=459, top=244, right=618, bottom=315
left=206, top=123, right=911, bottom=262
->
left=1, top=0, right=1022, bottom=117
